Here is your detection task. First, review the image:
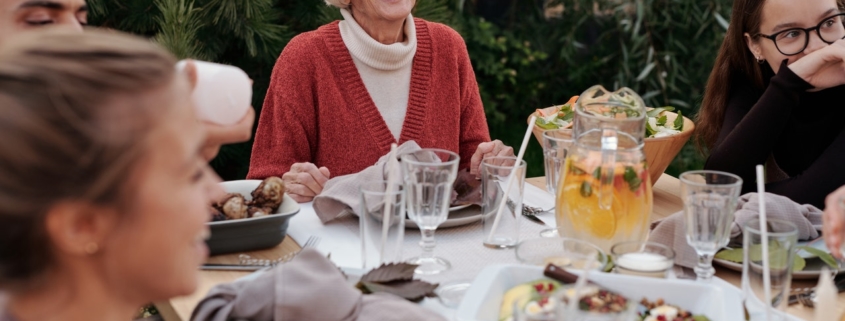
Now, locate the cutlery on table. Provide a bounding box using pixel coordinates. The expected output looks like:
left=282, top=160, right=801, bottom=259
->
left=522, top=205, right=551, bottom=226
left=200, top=236, right=321, bottom=271
left=787, top=273, right=845, bottom=307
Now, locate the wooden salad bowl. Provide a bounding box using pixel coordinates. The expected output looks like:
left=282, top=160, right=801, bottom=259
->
left=528, top=111, right=695, bottom=186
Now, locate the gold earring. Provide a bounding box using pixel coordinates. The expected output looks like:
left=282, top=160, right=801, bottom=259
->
left=84, top=242, right=99, bottom=255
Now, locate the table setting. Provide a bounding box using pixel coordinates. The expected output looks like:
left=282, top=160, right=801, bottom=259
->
left=160, top=85, right=845, bottom=321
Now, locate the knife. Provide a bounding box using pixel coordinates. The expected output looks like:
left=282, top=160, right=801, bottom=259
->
left=787, top=274, right=845, bottom=305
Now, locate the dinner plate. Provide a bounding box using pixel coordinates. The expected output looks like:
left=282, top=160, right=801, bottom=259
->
left=713, top=256, right=844, bottom=280
left=405, top=205, right=481, bottom=229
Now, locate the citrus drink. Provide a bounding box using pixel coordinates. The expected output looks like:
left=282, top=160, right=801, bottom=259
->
left=555, top=157, right=653, bottom=253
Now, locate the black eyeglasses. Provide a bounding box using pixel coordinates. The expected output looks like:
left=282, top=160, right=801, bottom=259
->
left=756, top=13, right=845, bottom=56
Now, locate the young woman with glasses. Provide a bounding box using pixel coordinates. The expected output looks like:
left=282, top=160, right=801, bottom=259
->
left=697, top=0, right=845, bottom=208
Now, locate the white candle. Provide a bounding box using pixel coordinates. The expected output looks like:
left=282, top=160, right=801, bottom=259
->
left=617, top=252, right=672, bottom=271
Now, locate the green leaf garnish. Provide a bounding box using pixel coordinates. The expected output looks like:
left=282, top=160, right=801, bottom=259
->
left=570, top=164, right=587, bottom=176
left=593, top=167, right=602, bottom=181
left=646, top=106, right=675, bottom=117
left=656, top=115, right=667, bottom=126
left=797, top=246, right=839, bottom=270
left=673, top=110, right=684, bottom=130
left=535, top=118, right=559, bottom=130
left=580, top=181, right=592, bottom=198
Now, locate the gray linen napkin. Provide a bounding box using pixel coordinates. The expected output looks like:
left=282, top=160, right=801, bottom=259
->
left=191, top=248, right=446, bottom=321
left=648, top=192, right=823, bottom=276
left=313, top=141, right=421, bottom=223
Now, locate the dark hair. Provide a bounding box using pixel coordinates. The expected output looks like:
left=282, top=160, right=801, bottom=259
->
left=696, top=0, right=845, bottom=152
left=0, top=29, right=177, bottom=291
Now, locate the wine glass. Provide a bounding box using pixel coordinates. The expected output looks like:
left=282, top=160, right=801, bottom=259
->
left=679, top=170, right=742, bottom=282
left=400, top=148, right=459, bottom=275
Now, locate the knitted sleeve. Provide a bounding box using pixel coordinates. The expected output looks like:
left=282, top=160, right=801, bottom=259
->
left=247, top=33, right=319, bottom=179
left=451, top=27, right=491, bottom=169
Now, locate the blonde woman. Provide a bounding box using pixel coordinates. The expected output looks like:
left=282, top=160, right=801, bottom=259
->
left=0, top=29, right=223, bottom=321
left=248, top=0, right=514, bottom=202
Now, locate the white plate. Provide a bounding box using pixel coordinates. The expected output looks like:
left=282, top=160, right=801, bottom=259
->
left=405, top=205, right=481, bottom=229
left=456, top=264, right=745, bottom=321
left=713, top=257, right=844, bottom=280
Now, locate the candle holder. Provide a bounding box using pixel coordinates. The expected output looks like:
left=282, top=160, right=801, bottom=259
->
left=610, top=241, right=675, bottom=278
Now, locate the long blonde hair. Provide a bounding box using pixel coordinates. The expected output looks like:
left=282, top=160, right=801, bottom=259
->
left=0, top=29, right=177, bottom=290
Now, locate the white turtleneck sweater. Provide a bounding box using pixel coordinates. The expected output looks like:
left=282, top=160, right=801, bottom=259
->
left=339, top=9, right=416, bottom=140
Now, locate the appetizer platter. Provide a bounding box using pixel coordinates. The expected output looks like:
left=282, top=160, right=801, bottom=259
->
left=457, top=264, right=746, bottom=321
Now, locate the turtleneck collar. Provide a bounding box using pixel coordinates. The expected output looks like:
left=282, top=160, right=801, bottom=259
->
left=338, top=8, right=417, bottom=71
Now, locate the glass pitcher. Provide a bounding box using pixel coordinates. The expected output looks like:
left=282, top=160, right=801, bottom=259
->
left=555, top=85, right=653, bottom=253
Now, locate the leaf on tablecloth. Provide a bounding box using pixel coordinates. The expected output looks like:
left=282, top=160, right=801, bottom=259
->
left=359, top=263, right=417, bottom=283
left=354, top=263, right=439, bottom=302
left=359, top=280, right=439, bottom=302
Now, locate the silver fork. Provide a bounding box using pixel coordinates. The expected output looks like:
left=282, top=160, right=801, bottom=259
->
left=796, top=292, right=816, bottom=308
left=302, top=235, right=321, bottom=249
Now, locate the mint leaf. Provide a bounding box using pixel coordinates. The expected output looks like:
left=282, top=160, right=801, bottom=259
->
left=580, top=181, right=592, bottom=198
left=535, top=118, right=558, bottom=130
left=657, top=115, right=668, bottom=126
left=673, top=110, right=684, bottom=130
left=797, top=246, right=839, bottom=270
left=646, top=106, right=674, bottom=117
left=593, top=167, right=602, bottom=181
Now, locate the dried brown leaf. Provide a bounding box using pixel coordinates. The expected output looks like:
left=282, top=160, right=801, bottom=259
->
left=359, top=263, right=417, bottom=283
left=360, top=280, right=439, bottom=302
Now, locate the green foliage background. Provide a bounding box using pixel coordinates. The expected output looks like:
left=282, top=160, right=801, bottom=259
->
left=88, top=0, right=731, bottom=180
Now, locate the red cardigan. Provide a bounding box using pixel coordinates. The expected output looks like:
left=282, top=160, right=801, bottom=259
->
left=247, top=18, right=491, bottom=179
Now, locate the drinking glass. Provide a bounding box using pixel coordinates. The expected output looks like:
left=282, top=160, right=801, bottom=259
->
left=610, top=241, right=675, bottom=278
left=679, top=170, right=742, bottom=282
left=741, top=218, right=798, bottom=321
left=359, top=181, right=405, bottom=270
left=542, top=130, right=573, bottom=194
left=400, top=148, right=459, bottom=275
left=481, top=156, right=526, bottom=249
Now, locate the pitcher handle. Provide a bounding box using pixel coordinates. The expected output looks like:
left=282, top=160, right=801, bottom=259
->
left=599, top=128, right=618, bottom=210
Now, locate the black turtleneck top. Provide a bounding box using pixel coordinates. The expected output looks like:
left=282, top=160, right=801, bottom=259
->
left=704, top=60, right=845, bottom=209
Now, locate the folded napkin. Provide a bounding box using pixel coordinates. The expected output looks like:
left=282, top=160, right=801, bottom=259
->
left=313, top=141, right=421, bottom=223
left=191, top=248, right=446, bottom=321
left=648, top=192, right=822, bottom=274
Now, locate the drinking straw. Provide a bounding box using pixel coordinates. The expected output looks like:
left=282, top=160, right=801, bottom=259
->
left=381, top=143, right=398, bottom=261
left=486, top=116, right=536, bottom=242
left=756, top=164, right=773, bottom=321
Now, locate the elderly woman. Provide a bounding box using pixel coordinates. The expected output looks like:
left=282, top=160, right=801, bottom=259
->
left=247, top=0, right=513, bottom=202
left=0, top=0, right=254, bottom=161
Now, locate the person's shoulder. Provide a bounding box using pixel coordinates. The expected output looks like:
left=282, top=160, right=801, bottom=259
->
left=281, top=21, right=341, bottom=58
left=415, top=18, right=466, bottom=48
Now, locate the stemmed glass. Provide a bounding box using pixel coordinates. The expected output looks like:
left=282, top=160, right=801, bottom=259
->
left=400, top=148, right=459, bottom=275
left=680, top=170, right=742, bottom=282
